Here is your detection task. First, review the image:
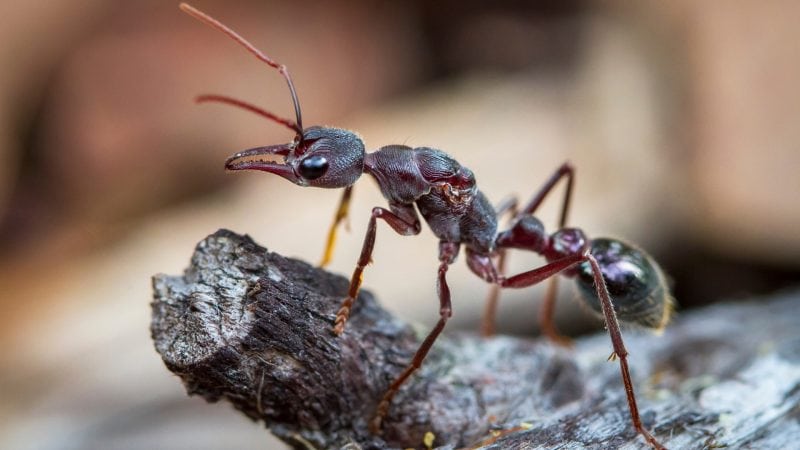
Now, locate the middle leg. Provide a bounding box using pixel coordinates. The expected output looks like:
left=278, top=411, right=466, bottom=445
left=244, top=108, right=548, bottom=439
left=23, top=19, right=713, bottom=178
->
left=370, top=241, right=459, bottom=433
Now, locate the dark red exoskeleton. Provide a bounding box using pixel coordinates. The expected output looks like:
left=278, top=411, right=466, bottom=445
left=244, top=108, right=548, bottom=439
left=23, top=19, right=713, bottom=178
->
left=180, top=4, right=673, bottom=449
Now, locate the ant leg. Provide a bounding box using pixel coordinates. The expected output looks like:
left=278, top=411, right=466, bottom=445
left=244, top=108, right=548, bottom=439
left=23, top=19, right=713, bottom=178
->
left=502, top=254, right=664, bottom=449
left=495, top=195, right=520, bottom=219
left=538, top=278, right=572, bottom=346
left=520, top=161, right=574, bottom=221
left=584, top=254, right=665, bottom=450
left=370, top=241, right=459, bottom=433
left=319, top=186, right=353, bottom=267
left=521, top=162, right=575, bottom=343
left=482, top=196, right=518, bottom=336
left=500, top=253, right=585, bottom=289
left=334, top=203, right=420, bottom=336
left=480, top=250, right=506, bottom=336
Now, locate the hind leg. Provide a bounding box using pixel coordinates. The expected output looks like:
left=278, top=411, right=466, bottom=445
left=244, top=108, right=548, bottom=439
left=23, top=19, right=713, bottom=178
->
left=500, top=253, right=665, bottom=449
left=488, top=162, right=575, bottom=341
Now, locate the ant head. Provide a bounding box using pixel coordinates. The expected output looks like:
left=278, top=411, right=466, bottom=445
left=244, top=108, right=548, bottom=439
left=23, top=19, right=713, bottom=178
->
left=225, top=126, right=365, bottom=188
left=179, top=4, right=366, bottom=189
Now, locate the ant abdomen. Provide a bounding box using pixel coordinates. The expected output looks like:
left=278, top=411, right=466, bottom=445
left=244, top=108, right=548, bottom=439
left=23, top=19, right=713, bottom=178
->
left=575, top=238, right=673, bottom=330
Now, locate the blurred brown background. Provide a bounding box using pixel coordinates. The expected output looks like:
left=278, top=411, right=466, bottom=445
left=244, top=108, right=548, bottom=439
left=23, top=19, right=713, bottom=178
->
left=1, top=0, right=798, bottom=448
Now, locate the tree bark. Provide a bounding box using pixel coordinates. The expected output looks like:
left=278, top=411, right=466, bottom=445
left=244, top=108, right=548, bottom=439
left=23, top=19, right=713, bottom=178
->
left=151, top=229, right=800, bottom=449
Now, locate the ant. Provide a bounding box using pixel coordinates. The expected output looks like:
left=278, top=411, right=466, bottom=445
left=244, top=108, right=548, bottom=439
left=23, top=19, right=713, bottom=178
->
left=180, top=4, right=673, bottom=449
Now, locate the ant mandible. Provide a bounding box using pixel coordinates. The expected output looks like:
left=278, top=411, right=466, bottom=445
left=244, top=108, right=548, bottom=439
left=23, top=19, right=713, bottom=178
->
left=180, top=4, right=673, bottom=449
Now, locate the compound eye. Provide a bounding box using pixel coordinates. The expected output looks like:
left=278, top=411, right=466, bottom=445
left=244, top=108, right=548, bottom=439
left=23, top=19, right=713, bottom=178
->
left=298, top=155, right=329, bottom=180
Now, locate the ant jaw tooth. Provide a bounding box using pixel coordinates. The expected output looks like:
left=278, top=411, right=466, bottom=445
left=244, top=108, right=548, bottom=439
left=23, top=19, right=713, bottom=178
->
left=224, top=143, right=294, bottom=171
left=230, top=154, right=284, bottom=165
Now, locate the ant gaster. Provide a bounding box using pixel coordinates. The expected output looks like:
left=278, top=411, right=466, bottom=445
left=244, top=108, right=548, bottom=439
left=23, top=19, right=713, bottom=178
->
left=180, top=4, right=673, bottom=449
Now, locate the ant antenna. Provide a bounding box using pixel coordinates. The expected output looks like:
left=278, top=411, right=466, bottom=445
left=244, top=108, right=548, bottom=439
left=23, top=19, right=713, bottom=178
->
left=195, top=95, right=302, bottom=135
left=180, top=3, right=304, bottom=135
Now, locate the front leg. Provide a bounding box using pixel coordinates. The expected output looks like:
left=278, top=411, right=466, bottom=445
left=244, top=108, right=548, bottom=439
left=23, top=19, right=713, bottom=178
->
left=319, top=186, right=354, bottom=267
left=333, top=202, right=421, bottom=335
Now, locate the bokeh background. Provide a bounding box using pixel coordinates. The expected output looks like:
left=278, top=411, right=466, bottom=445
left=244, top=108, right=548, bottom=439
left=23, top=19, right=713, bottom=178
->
left=1, top=1, right=798, bottom=448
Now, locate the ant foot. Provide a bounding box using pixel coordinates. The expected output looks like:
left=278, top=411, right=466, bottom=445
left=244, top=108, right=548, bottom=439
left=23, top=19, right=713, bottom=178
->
left=368, top=415, right=383, bottom=435
left=479, top=317, right=496, bottom=337
left=369, top=399, right=390, bottom=434
left=638, top=426, right=667, bottom=450
left=543, top=329, right=573, bottom=348
left=333, top=297, right=354, bottom=335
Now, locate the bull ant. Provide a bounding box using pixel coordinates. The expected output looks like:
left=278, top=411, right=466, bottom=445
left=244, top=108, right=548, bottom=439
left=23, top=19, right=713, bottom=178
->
left=180, top=4, right=673, bottom=448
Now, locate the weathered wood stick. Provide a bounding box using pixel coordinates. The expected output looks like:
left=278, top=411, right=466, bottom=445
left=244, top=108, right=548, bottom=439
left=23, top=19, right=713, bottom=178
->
left=151, top=229, right=800, bottom=449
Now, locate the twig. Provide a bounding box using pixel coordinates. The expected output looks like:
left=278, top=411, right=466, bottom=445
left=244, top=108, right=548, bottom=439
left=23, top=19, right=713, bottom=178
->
left=151, top=229, right=800, bottom=449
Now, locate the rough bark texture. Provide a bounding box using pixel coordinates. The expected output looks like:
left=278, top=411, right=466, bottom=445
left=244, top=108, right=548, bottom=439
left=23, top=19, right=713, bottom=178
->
left=151, top=230, right=800, bottom=449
